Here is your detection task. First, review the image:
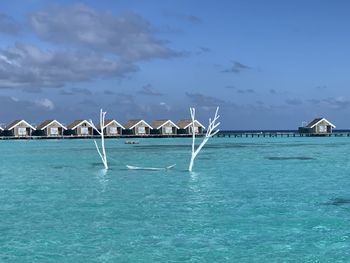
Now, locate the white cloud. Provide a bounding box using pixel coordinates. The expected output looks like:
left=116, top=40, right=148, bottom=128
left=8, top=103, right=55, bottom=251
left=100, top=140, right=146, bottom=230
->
left=0, top=43, right=136, bottom=89
left=160, top=101, right=171, bottom=111
left=35, top=98, right=55, bottom=110
left=30, top=4, right=181, bottom=62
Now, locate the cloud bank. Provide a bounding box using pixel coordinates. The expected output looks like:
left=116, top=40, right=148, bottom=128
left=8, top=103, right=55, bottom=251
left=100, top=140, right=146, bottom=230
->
left=30, top=4, right=181, bottom=62
left=0, top=4, right=182, bottom=91
left=0, top=43, right=134, bottom=89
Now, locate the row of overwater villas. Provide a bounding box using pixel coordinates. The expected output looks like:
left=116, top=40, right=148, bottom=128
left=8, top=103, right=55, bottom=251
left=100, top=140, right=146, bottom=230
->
left=0, top=119, right=206, bottom=137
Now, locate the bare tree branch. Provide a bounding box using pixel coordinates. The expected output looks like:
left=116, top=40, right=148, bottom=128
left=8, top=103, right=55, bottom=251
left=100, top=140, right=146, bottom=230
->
left=89, top=109, right=108, bottom=170
left=188, top=106, right=220, bottom=172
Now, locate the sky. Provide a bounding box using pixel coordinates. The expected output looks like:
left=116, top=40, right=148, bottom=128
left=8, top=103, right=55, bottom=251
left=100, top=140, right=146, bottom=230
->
left=1, top=0, right=350, bottom=129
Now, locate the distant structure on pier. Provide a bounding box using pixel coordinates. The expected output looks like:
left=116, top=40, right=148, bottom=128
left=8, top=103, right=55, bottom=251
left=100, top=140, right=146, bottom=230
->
left=67, top=120, right=94, bottom=136
left=176, top=120, right=205, bottom=135
left=5, top=120, right=35, bottom=137
left=124, top=120, right=152, bottom=136
left=151, top=120, right=179, bottom=135
left=96, top=120, right=125, bottom=136
left=299, top=118, right=336, bottom=135
left=37, top=120, right=67, bottom=137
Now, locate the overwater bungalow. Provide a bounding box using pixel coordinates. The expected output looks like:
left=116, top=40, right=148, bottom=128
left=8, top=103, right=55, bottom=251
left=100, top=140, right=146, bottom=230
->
left=67, top=120, right=94, bottom=136
left=5, top=120, right=36, bottom=137
left=177, top=120, right=205, bottom=135
left=151, top=120, right=179, bottom=135
left=97, top=119, right=125, bottom=136
left=299, top=117, right=336, bottom=135
left=124, top=119, right=152, bottom=135
left=37, top=120, right=67, bottom=137
left=0, top=126, right=3, bottom=136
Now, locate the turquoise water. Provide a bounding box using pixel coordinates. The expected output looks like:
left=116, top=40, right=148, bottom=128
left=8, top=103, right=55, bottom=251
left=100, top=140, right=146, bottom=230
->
left=1, top=137, right=350, bottom=262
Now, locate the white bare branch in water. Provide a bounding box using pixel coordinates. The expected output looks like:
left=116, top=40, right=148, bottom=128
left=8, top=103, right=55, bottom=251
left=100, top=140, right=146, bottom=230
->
left=188, top=107, right=220, bottom=172
left=89, top=109, right=108, bottom=170
left=126, top=164, right=176, bottom=171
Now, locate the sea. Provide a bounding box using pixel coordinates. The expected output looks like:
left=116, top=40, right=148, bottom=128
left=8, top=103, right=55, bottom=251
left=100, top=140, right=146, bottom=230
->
left=1, top=137, right=350, bottom=262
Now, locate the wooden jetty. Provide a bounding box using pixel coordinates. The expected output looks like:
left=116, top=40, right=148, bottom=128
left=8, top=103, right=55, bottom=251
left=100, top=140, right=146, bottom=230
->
left=0, top=134, right=196, bottom=140
left=216, top=130, right=350, bottom=138
left=2, top=130, right=350, bottom=140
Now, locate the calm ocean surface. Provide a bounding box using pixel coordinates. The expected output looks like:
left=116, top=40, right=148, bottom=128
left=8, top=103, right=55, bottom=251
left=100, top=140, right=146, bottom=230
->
left=1, top=137, right=350, bottom=262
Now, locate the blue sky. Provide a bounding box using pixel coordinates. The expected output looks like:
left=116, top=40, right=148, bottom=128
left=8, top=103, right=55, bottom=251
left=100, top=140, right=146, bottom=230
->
left=1, top=0, right=350, bottom=129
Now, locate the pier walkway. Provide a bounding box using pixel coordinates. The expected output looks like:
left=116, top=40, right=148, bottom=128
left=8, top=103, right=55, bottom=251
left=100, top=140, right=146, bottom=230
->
left=216, top=130, right=350, bottom=138
left=2, top=130, right=350, bottom=140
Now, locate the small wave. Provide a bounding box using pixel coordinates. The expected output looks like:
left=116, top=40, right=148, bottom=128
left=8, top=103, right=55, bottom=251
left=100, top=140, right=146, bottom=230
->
left=323, top=198, right=350, bottom=206
left=266, top=157, right=315, bottom=161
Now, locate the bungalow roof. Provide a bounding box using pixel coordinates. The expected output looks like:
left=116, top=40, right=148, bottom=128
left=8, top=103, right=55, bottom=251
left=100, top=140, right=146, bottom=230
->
left=124, top=119, right=152, bottom=129
left=96, top=119, right=125, bottom=130
left=67, top=120, right=93, bottom=130
left=6, top=120, right=36, bottom=131
left=306, top=118, right=336, bottom=129
left=37, top=120, right=67, bottom=130
left=176, top=119, right=205, bottom=129
left=151, top=120, right=179, bottom=129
